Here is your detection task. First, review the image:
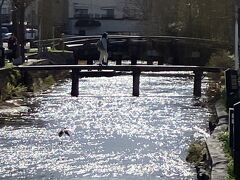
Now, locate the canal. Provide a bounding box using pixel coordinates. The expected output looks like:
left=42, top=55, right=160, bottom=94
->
left=0, top=73, right=213, bottom=179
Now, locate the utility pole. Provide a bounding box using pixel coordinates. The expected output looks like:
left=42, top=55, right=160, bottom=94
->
left=19, top=1, right=25, bottom=62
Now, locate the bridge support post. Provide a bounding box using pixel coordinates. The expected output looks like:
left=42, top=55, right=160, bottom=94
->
left=158, top=57, right=164, bottom=65
left=193, top=70, right=203, bottom=97
left=133, top=70, right=140, bottom=97
left=116, top=57, right=122, bottom=65
left=71, top=68, right=79, bottom=97
left=131, top=58, right=137, bottom=65
left=147, top=60, right=153, bottom=65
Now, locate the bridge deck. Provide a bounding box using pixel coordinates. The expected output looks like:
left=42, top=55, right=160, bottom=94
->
left=18, top=65, right=223, bottom=73
left=18, top=65, right=224, bottom=97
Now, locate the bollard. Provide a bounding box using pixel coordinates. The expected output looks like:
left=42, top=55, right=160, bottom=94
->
left=225, top=69, right=239, bottom=109
left=229, top=108, right=234, bottom=150
left=193, top=70, right=203, bottom=97
left=133, top=70, right=140, bottom=96
left=233, top=102, right=240, bottom=178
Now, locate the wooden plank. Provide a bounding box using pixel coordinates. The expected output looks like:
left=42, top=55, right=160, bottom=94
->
left=18, top=65, right=224, bottom=73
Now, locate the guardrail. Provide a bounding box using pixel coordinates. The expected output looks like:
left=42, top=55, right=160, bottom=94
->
left=225, top=69, right=240, bottom=179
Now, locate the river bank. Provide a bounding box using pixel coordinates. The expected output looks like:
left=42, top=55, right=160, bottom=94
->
left=207, top=100, right=228, bottom=179
left=188, top=99, right=229, bottom=180
left=0, top=52, right=73, bottom=116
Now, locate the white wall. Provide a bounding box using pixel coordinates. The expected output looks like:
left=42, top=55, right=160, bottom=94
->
left=67, top=0, right=144, bottom=35
left=69, top=0, right=125, bottom=18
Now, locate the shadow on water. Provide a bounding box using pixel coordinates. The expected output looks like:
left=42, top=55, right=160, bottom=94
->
left=0, top=101, right=47, bottom=129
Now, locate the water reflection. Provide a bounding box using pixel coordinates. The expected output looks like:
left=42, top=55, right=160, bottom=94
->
left=0, top=75, right=212, bottom=179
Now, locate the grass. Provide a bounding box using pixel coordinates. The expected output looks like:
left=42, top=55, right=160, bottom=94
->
left=0, top=68, right=27, bottom=102
left=4, top=62, right=14, bottom=69
left=32, top=75, right=55, bottom=92
left=186, top=141, right=205, bottom=165
left=1, top=82, right=27, bottom=100
left=218, top=132, right=235, bottom=180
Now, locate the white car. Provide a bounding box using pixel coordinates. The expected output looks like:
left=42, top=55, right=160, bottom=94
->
left=1, top=27, right=10, bottom=41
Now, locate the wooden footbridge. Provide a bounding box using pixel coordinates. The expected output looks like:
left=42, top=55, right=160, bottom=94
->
left=18, top=64, right=223, bottom=97
left=26, top=35, right=227, bottom=97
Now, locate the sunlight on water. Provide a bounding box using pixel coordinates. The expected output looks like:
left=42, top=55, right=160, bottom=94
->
left=0, top=75, right=213, bottom=179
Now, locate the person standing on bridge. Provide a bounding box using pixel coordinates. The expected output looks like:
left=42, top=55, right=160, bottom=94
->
left=7, top=33, right=18, bottom=62
left=97, top=32, right=108, bottom=66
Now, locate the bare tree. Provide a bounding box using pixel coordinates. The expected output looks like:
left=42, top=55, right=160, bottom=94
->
left=132, top=0, right=234, bottom=42
left=11, top=0, right=34, bottom=61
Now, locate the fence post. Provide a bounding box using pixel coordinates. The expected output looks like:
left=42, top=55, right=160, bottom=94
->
left=61, top=33, right=65, bottom=52
left=225, top=69, right=239, bottom=109
left=229, top=108, right=234, bottom=150
left=233, top=102, right=240, bottom=178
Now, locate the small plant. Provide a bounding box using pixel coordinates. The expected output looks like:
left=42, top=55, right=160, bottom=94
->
left=208, top=50, right=234, bottom=69
left=32, top=75, right=55, bottom=92
left=218, top=132, right=235, bottom=180
left=207, top=50, right=234, bottom=83
left=186, top=141, right=205, bottom=165
left=1, top=82, right=27, bottom=100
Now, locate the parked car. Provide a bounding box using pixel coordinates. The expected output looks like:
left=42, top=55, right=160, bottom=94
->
left=1, top=27, right=10, bottom=41
left=25, top=28, right=38, bottom=41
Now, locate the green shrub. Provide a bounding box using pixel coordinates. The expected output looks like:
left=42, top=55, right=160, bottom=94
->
left=208, top=50, right=234, bottom=69
left=207, top=50, right=234, bottom=82
left=218, top=132, right=235, bottom=180
left=1, top=82, right=27, bottom=101
left=186, top=141, right=205, bottom=165
left=32, top=75, right=55, bottom=92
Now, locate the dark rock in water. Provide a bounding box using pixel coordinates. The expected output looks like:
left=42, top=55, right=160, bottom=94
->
left=193, top=101, right=207, bottom=108
left=58, top=128, right=70, bottom=137
left=197, top=169, right=210, bottom=180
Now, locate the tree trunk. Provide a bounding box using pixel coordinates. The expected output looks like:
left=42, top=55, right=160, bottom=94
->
left=19, top=3, right=25, bottom=62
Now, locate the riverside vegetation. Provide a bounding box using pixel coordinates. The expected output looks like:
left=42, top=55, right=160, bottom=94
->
left=186, top=49, right=235, bottom=179
left=0, top=62, right=68, bottom=104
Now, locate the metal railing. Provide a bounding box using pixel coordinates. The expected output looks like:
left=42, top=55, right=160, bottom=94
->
left=225, top=69, right=240, bottom=179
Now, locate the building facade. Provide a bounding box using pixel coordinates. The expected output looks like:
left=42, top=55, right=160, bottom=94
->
left=0, top=0, right=11, bottom=23
left=1, top=0, right=145, bottom=36
left=67, top=0, right=144, bottom=35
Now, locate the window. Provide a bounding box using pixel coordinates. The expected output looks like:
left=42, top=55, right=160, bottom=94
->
left=74, top=8, right=89, bottom=18
left=2, top=8, right=7, bottom=14
left=102, top=8, right=114, bottom=19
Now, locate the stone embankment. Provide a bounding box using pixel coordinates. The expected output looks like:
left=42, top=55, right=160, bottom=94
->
left=205, top=100, right=228, bottom=179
